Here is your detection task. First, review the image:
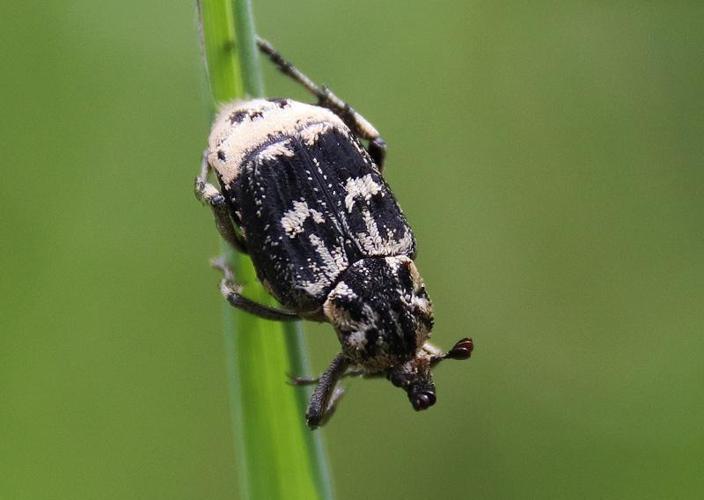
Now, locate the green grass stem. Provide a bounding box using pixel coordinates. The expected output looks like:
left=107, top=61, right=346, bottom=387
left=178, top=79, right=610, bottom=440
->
left=196, top=1, right=334, bottom=499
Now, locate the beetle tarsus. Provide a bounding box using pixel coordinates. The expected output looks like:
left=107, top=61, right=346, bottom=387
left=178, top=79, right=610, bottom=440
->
left=305, top=354, right=349, bottom=428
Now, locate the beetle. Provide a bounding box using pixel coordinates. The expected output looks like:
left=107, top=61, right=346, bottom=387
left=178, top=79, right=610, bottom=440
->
left=195, top=37, right=473, bottom=428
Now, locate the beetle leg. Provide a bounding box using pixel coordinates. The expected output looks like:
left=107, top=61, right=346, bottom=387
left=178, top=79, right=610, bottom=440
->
left=256, top=36, right=387, bottom=171
left=318, top=386, right=345, bottom=427
left=305, top=353, right=349, bottom=429
left=194, top=151, right=249, bottom=254
left=289, top=369, right=364, bottom=387
left=288, top=366, right=365, bottom=386
left=288, top=374, right=319, bottom=386
left=211, top=256, right=300, bottom=322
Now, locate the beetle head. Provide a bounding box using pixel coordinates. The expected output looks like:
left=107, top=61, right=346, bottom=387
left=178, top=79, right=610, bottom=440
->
left=388, top=337, right=474, bottom=411
left=388, top=349, right=437, bottom=410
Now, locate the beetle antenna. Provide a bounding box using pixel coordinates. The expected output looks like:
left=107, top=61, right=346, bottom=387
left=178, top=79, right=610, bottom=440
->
left=431, top=337, right=474, bottom=365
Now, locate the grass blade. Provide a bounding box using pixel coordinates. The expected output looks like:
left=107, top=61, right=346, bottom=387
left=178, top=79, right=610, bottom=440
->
left=197, top=1, right=334, bottom=498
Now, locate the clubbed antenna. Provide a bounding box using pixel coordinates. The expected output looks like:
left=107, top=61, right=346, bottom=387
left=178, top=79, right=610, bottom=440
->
left=431, top=337, right=474, bottom=365
left=446, top=337, right=474, bottom=360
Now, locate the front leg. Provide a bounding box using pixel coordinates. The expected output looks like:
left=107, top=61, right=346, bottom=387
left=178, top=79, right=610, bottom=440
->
left=305, top=353, right=349, bottom=429
left=288, top=367, right=364, bottom=386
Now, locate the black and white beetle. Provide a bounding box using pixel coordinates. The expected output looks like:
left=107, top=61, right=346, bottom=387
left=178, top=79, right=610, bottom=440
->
left=195, top=37, right=473, bottom=428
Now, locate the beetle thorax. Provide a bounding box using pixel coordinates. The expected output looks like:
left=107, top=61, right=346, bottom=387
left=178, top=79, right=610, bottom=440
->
left=322, top=256, right=434, bottom=372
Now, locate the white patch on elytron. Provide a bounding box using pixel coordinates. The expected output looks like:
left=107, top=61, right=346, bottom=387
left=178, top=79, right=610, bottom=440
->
left=332, top=281, right=356, bottom=299
left=280, top=200, right=326, bottom=238
left=208, top=99, right=348, bottom=184
left=354, top=210, right=414, bottom=255
left=257, top=140, right=295, bottom=163
left=300, top=122, right=333, bottom=146
left=343, top=174, right=384, bottom=212
left=384, top=255, right=408, bottom=273
left=299, top=234, right=348, bottom=296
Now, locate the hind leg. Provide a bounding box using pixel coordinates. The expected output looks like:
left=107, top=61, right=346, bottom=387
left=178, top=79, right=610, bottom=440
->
left=256, top=37, right=387, bottom=170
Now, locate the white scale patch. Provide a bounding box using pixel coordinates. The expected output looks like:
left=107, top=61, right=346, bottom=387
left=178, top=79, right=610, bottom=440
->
left=332, top=281, right=356, bottom=299
left=343, top=304, right=380, bottom=351
left=344, top=174, right=383, bottom=212
left=300, top=122, right=333, bottom=146
left=353, top=209, right=414, bottom=256
left=257, top=140, right=295, bottom=163
left=342, top=175, right=412, bottom=256
left=280, top=200, right=326, bottom=238
left=385, top=255, right=406, bottom=272
left=207, top=99, right=348, bottom=184
left=323, top=282, right=379, bottom=351
left=299, top=234, right=348, bottom=297
left=347, top=330, right=367, bottom=349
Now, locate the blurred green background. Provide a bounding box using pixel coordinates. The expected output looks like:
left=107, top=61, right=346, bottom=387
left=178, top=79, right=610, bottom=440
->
left=2, top=1, right=703, bottom=499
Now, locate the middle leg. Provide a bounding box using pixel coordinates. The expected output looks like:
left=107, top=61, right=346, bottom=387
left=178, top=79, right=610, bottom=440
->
left=289, top=368, right=365, bottom=386
left=194, top=152, right=249, bottom=254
